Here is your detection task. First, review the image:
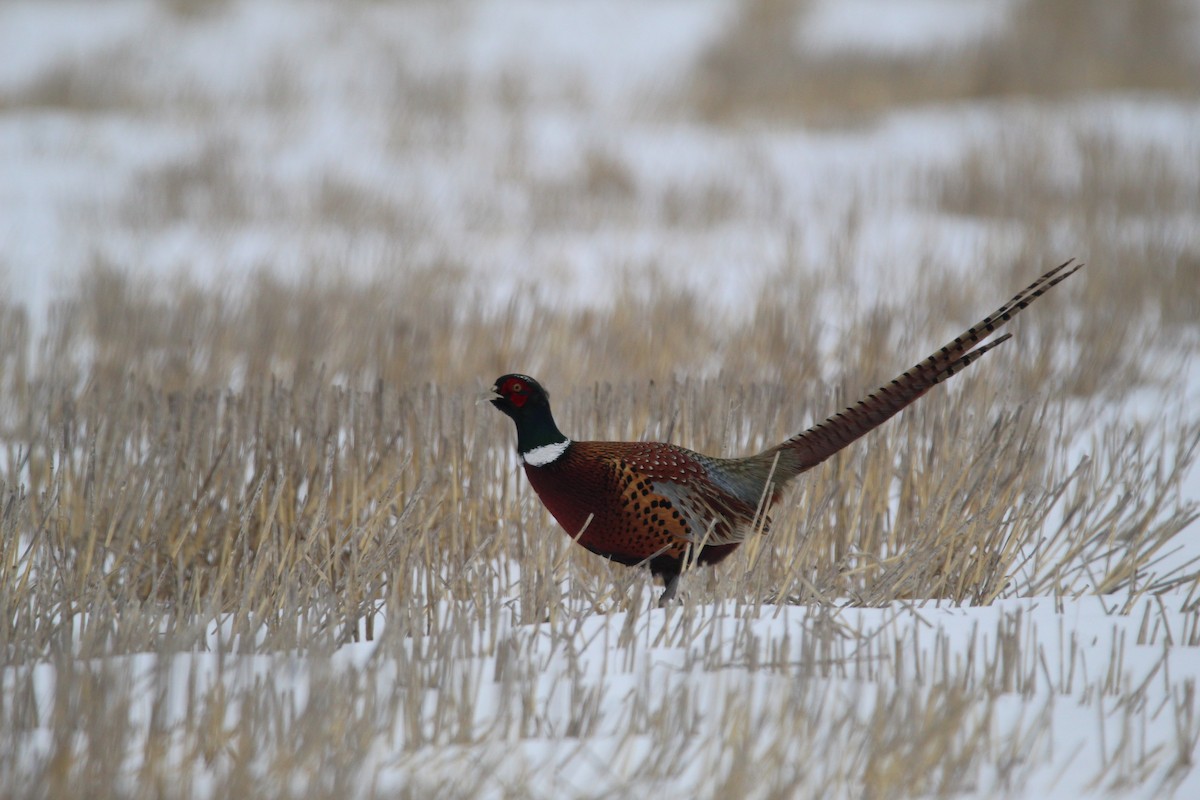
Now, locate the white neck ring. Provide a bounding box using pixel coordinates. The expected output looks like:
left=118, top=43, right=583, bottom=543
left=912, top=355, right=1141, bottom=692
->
left=521, top=439, right=571, bottom=466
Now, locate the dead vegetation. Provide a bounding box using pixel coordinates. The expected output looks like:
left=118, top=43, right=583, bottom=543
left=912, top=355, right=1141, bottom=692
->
left=1, top=239, right=1197, bottom=795
left=695, top=0, right=1200, bottom=124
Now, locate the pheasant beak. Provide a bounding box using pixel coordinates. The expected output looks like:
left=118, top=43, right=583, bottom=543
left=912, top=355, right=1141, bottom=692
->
left=477, top=386, right=502, bottom=405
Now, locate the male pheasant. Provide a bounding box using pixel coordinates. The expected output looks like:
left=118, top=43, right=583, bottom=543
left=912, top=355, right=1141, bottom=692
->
left=488, top=260, right=1083, bottom=604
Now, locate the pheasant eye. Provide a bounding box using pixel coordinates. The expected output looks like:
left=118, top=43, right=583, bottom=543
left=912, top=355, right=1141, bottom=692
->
left=510, top=381, right=524, bottom=394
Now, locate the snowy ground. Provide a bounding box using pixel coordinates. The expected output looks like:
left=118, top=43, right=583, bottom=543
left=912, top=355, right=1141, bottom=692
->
left=2, top=1, right=1199, bottom=798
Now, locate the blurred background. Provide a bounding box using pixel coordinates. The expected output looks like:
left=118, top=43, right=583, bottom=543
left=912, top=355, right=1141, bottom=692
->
left=3, top=0, right=1197, bottom=375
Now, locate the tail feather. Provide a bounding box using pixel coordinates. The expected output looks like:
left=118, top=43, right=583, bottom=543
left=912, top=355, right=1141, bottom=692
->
left=758, top=259, right=1083, bottom=480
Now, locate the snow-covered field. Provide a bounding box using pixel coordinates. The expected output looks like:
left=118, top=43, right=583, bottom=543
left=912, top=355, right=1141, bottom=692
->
left=2, top=1, right=1199, bottom=797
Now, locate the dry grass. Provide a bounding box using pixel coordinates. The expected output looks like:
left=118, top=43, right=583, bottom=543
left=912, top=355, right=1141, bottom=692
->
left=935, top=128, right=1200, bottom=355
left=1, top=245, right=1197, bottom=795
left=695, top=0, right=1200, bottom=124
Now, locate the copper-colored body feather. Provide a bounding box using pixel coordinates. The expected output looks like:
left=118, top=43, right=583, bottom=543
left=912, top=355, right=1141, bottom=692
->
left=490, top=260, right=1083, bottom=604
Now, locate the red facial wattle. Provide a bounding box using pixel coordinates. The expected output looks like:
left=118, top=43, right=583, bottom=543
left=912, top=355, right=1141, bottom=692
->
left=502, top=378, right=528, bottom=407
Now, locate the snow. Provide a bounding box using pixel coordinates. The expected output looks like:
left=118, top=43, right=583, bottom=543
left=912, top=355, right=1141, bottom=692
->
left=796, top=0, right=1018, bottom=57
left=2, top=0, right=1199, bottom=797
left=6, top=598, right=1199, bottom=796
left=0, top=2, right=152, bottom=87
left=464, top=0, right=736, bottom=105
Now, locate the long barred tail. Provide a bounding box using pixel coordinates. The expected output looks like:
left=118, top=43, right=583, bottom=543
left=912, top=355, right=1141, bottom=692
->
left=760, top=258, right=1084, bottom=478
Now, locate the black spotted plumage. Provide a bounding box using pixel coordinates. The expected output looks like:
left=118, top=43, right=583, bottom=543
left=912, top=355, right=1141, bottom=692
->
left=489, top=260, right=1083, bottom=604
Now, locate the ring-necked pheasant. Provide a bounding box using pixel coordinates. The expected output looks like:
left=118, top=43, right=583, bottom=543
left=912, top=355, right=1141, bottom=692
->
left=488, top=260, right=1083, bottom=604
